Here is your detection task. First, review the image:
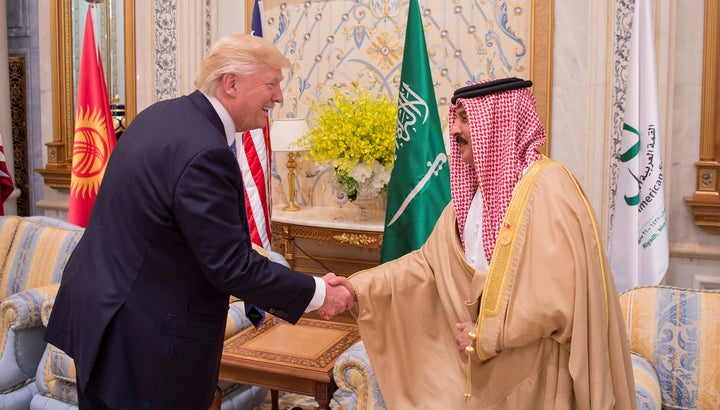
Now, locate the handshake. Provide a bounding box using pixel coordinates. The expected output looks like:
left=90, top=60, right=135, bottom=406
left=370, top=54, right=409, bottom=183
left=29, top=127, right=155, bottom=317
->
left=316, top=272, right=357, bottom=320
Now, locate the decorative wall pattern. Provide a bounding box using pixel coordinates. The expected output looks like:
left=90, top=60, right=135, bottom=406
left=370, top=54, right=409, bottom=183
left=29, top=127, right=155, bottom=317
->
left=609, top=0, right=633, bottom=237
left=9, top=57, right=29, bottom=216
left=154, top=0, right=179, bottom=100
left=261, top=0, right=539, bottom=209
left=264, top=0, right=533, bottom=122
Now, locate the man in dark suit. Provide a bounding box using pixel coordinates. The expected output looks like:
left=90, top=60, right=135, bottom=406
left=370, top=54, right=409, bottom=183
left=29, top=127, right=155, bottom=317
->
left=45, top=34, right=354, bottom=409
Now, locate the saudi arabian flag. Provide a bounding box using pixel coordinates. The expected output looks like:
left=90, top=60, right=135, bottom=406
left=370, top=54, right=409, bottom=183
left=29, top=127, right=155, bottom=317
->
left=380, top=0, right=450, bottom=263
left=609, top=0, right=668, bottom=292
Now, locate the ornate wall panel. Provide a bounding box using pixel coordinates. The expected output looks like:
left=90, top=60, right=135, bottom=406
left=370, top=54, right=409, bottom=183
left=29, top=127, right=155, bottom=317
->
left=608, top=0, right=633, bottom=236
left=259, top=0, right=552, bottom=209
left=8, top=57, right=28, bottom=216
left=263, top=0, right=547, bottom=125
left=154, top=0, right=180, bottom=100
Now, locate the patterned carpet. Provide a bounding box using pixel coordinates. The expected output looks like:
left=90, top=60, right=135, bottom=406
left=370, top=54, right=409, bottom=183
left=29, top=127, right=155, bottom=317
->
left=253, top=391, right=345, bottom=410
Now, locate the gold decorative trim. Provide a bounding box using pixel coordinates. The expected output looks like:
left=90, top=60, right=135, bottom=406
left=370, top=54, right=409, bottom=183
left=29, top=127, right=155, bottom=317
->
left=475, top=158, right=551, bottom=361
left=685, top=1, right=720, bottom=234
left=531, top=0, right=554, bottom=153
left=271, top=221, right=383, bottom=249
left=480, top=158, right=551, bottom=319
left=37, top=1, right=73, bottom=188
left=332, top=233, right=381, bottom=247
left=124, top=0, right=137, bottom=123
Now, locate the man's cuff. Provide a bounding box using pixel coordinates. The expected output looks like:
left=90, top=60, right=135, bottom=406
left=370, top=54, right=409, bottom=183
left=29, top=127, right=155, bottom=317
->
left=305, top=276, right=326, bottom=312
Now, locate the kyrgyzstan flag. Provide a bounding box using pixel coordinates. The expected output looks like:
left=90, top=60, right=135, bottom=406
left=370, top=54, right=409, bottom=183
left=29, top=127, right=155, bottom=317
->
left=68, top=7, right=117, bottom=227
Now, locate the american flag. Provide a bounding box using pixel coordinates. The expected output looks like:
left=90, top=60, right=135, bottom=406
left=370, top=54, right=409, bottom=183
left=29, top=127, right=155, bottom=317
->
left=237, top=0, right=272, bottom=328
left=0, top=135, right=14, bottom=216
left=238, top=0, right=273, bottom=251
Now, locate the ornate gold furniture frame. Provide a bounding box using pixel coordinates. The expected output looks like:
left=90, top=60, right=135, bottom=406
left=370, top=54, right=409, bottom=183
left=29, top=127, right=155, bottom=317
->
left=685, top=1, right=720, bottom=233
left=270, top=205, right=384, bottom=276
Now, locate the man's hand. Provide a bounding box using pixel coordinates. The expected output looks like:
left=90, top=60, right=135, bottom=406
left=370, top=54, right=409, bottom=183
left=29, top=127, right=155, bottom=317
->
left=317, top=273, right=355, bottom=320
left=456, top=322, right=480, bottom=363
left=326, top=274, right=356, bottom=302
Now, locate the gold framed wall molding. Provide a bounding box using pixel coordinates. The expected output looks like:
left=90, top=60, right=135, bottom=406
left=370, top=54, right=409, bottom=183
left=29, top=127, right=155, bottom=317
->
left=685, top=0, right=720, bottom=233
left=38, top=0, right=137, bottom=191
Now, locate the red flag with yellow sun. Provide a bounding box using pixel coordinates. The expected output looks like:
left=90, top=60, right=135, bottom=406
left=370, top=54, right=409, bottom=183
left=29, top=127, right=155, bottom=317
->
left=68, top=7, right=117, bottom=227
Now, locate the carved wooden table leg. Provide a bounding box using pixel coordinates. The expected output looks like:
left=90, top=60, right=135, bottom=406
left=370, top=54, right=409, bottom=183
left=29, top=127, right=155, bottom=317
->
left=271, top=389, right=280, bottom=410
left=314, top=379, right=336, bottom=410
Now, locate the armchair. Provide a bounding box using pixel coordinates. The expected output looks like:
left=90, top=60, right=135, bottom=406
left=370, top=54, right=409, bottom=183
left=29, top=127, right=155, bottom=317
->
left=0, top=216, right=83, bottom=409
left=334, top=286, right=720, bottom=410
left=31, top=299, right=268, bottom=410
left=332, top=341, right=386, bottom=410
left=618, top=285, right=720, bottom=410
left=30, top=246, right=292, bottom=409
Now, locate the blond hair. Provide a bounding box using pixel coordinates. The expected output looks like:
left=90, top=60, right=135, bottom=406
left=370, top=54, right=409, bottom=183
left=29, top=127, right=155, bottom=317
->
left=194, top=34, right=290, bottom=94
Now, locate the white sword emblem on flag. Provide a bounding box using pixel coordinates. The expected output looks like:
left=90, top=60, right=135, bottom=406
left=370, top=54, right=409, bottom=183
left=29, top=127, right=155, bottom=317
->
left=386, top=153, right=448, bottom=226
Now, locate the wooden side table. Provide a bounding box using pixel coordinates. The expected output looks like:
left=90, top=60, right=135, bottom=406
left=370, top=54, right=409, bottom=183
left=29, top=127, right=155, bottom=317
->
left=219, top=315, right=360, bottom=410
left=271, top=205, right=384, bottom=276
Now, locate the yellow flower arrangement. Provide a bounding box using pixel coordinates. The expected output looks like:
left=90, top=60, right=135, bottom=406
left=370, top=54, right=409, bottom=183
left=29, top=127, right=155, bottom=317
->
left=301, top=88, right=397, bottom=201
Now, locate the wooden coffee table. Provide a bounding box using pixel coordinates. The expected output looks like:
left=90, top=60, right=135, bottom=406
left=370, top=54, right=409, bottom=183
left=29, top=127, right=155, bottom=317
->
left=219, top=314, right=360, bottom=410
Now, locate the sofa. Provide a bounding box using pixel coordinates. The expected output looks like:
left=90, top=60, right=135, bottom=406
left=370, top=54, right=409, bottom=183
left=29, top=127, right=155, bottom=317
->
left=333, top=285, right=720, bottom=410
left=0, top=216, right=83, bottom=409
left=31, top=298, right=267, bottom=410
left=618, top=285, right=720, bottom=410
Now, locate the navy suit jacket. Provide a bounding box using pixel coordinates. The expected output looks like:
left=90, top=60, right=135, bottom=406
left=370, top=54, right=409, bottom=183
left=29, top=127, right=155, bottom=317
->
left=45, top=91, right=315, bottom=409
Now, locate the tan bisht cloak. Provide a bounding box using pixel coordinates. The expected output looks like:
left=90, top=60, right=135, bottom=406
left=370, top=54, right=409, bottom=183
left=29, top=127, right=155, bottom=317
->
left=350, top=159, right=636, bottom=409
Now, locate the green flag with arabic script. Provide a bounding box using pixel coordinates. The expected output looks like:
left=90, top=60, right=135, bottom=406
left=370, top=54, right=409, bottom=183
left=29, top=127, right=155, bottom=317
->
left=380, top=0, right=450, bottom=262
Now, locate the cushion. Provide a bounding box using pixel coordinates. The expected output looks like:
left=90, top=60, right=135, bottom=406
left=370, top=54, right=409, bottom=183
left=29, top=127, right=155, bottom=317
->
left=333, top=341, right=386, bottom=410
left=631, top=352, right=661, bottom=410
left=619, top=286, right=720, bottom=409
left=0, top=220, right=82, bottom=299
left=0, top=216, right=22, bottom=277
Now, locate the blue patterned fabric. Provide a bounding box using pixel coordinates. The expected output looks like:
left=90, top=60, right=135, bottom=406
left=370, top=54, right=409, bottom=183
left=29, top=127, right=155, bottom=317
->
left=0, top=217, right=82, bottom=410
left=620, top=286, right=720, bottom=410
left=218, top=381, right=268, bottom=410
left=33, top=297, right=267, bottom=409
left=333, top=341, right=387, bottom=410
left=0, top=217, right=83, bottom=299
left=631, top=353, right=661, bottom=410
left=655, top=289, right=700, bottom=407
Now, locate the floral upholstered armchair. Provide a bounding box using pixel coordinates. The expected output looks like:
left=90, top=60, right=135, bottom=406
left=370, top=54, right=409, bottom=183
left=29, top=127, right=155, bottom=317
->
left=332, top=341, right=386, bottom=409
left=618, top=285, right=720, bottom=410
left=0, top=216, right=83, bottom=409
left=333, top=285, right=720, bottom=410
left=31, top=297, right=268, bottom=410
